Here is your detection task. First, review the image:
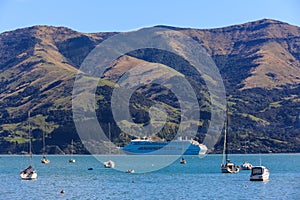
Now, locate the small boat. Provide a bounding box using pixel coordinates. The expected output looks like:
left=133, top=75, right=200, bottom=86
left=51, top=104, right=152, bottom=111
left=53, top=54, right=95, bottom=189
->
left=41, top=156, right=50, bottom=164
left=240, top=161, right=253, bottom=170
left=41, top=131, right=50, bottom=164
left=69, top=140, right=75, bottom=163
left=220, top=108, right=239, bottom=173
left=125, top=169, right=135, bottom=173
left=104, top=160, right=115, bottom=168
left=221, top=159, right=240, bottom=173
left=20, top=112, right=37, bottom=180
left=250, top=166, right=270, bottom=181
left=20, top=165, right=37, bottom=180
left=179, top=134, right=186, bottom=164
left=180, top=157, right=186, bottom=164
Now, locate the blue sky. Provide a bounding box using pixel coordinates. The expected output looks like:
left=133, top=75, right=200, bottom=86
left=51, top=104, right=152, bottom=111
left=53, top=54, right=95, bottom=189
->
left=0, top=0, right=299, bottom=33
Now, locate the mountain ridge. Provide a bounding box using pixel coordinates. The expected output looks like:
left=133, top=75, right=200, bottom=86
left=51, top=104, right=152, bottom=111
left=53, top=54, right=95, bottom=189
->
left=0, top=19, right=299, bottom=154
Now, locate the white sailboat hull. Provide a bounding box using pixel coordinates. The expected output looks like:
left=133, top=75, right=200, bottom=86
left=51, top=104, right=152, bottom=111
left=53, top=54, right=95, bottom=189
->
left=20, top=166, right=37, bottom=180
left=20, top=172, right=37, bottom=180
left=180, top=159, right=186, bottom=164
left=104, top=160, right=115, bottom=168
left=241, top=162, right=252, bottom=170
left=221, top=163, right=240, bottom=173
left=41, top=158, right=50, bottom=164
left=125, top=169, right=134, bottom=173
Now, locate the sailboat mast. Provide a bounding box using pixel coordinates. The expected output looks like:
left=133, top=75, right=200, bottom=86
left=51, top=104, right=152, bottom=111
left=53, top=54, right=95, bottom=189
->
left=222, top=107, right=229, bottom=164
left=71, top=139, right=73, bottom=155
left=42, top=131, right=45, bottom=157
left=28, top=111, right=32, bottom=166
left=222, top=128, right=226, bottom=164
left=108, top=123, right=111, bottom=155
left=181, top=126, right=185, bottom=156
left=225, top=108, right=229, bottom=161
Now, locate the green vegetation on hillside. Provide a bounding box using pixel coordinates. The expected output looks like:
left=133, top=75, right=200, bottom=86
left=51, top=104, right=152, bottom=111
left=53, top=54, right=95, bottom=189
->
left=0, top=19, right=300, bottom=154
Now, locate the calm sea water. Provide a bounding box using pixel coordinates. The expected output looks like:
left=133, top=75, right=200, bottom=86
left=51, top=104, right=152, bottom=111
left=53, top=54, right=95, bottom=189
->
left=0, top=154, right=299, bottom=200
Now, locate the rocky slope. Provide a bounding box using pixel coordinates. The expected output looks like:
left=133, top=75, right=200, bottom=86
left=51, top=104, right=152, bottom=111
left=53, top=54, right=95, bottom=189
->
left=0, top=19, right=299, bottom=154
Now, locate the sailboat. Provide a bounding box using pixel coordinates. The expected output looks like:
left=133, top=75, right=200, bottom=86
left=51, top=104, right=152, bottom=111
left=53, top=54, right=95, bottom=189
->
left=240, top=140, right=252, bottom=170
left=104, top=160, right=115, bottom=168
left=220, top=108, right=239, bottom=173
left=20, top=112, right=38, bottom=180
left=41, top=131, right=50, bottom=164
left=104, top=123, right=115, bottom=168
left=69, top=139, right=75, bottom=163
left=240, top=161, right=253, bottom=170
left=125, top=169, right=135, bottom=173
left=180, top=157, right=186, bottom=164
left=179, top=136, right=186, bottom=164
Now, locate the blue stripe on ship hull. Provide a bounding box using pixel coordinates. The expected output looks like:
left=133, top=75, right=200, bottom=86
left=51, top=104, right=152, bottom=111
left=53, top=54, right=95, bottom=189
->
left=122, top=141, right=201, bottom=155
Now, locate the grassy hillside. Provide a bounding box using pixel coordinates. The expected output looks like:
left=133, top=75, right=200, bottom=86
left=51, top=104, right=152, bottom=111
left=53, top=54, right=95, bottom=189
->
left=0, top=19, right=300, bottom=154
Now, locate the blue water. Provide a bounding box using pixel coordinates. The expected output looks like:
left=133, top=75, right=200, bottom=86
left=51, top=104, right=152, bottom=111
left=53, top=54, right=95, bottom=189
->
left=0, top=154, right=299, bottom=199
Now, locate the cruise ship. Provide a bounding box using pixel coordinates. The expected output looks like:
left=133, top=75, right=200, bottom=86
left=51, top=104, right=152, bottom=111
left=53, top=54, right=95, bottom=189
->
left=122, top=137, right=207, bottom=155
